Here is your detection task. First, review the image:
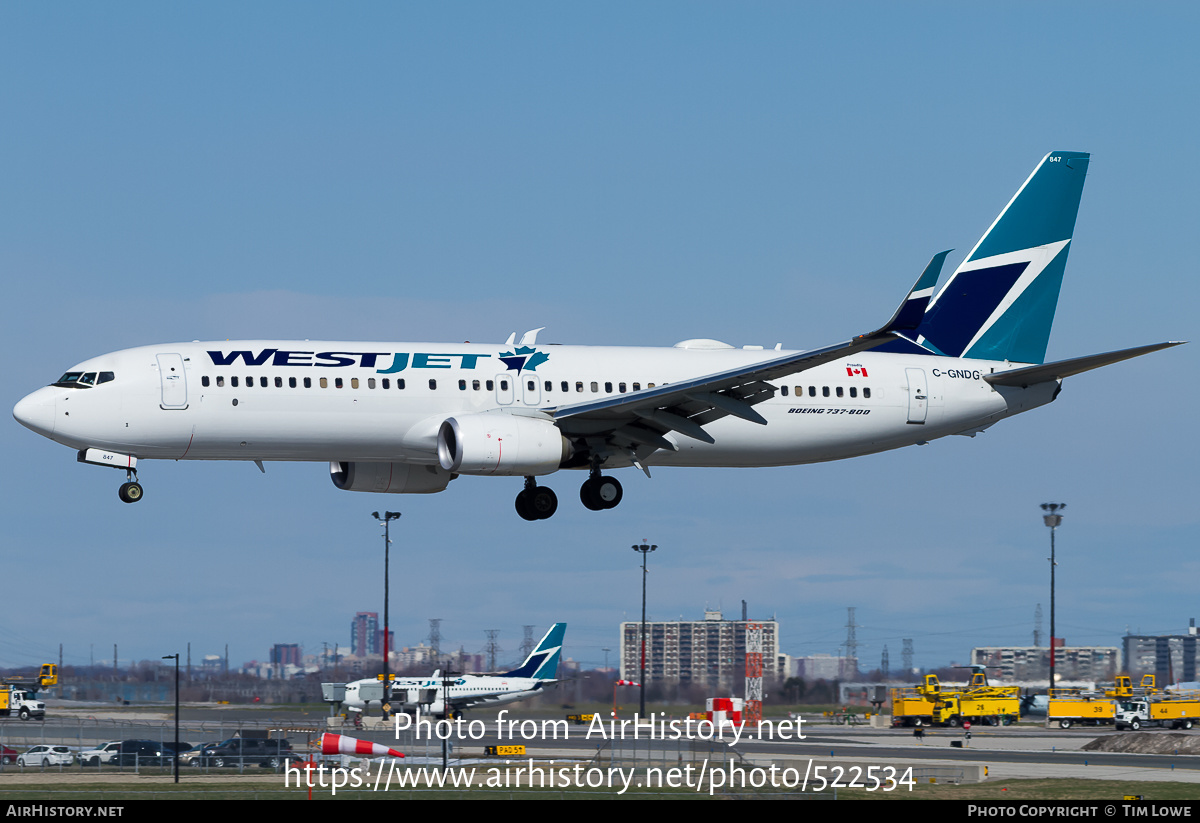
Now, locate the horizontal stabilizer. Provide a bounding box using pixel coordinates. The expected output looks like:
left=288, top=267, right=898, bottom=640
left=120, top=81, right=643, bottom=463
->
left=984, top=342, right=1185, bottom=387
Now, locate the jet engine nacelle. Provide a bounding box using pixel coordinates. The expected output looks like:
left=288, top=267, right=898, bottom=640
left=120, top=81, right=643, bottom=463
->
left=330, top=461, right=453, bottom=494
left=437, top=413, right=571, bottom=476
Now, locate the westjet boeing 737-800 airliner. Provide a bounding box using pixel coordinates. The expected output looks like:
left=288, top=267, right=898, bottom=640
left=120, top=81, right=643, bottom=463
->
left=13, top=152, right=1182, bottom=519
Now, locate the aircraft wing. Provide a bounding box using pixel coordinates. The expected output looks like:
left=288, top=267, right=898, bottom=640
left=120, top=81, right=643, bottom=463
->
left=549, top=253, right=949, bottom=454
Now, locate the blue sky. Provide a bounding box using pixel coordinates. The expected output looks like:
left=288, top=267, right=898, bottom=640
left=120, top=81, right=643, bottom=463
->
left=3, top=2, right=1196, bottom=676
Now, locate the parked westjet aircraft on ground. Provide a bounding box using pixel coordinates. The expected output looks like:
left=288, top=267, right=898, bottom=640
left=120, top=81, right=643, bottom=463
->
left=342, top=623, right=565, bottom=717
left=13, top=152, right=1182, bottom=519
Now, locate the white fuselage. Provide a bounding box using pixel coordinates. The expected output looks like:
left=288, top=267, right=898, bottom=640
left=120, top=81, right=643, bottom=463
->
left=343, top=673, right=544, bottom=713
left=14, top=339, right=1056, bottom=472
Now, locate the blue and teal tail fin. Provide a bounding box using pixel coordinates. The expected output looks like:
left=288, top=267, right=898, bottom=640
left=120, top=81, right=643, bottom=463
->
left=886, top=152, right=1090, bottom=364
left=502, top=622, right=566, bottom=680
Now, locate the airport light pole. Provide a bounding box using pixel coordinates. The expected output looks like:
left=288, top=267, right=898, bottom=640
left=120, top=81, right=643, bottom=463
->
left=441, top=670, right=461, bottom=773
left=632, top=543, right=657, bottom=716
left=372, top=511, right=401, bottom=719
left=1041, top=503, right=1065, bottom=692
left=161, top=653, right=179, bottom=783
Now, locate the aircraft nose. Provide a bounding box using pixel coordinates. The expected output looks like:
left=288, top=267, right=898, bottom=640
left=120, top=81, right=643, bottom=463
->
left=13, top=388, right=56, bottom=437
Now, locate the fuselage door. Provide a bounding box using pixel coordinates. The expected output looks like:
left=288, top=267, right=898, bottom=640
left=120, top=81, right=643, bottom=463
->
left=905, top=367, right=927, bottom=424
left=156, top=353, right=189, bottom=410
left=521, top=375, right=542, bottom=406
left=495, top=374, right=515, bottom=405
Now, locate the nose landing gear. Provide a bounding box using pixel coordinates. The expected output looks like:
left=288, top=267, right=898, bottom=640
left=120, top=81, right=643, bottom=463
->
left=118, top=469, right=144, bottom=504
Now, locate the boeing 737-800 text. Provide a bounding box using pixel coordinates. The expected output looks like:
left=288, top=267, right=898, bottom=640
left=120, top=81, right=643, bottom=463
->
left=13, top=152, right=1182, bottom=519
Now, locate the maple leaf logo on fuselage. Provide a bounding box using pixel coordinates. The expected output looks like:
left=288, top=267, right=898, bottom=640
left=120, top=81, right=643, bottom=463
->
left=498, top=346, right=550, bottom=374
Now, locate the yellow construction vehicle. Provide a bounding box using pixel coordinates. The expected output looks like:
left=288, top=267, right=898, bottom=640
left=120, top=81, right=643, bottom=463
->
left=1047, top=675, right=1158, bottom=728
left=891, top=670, right=1019, bottom=728
left=0, top=664, right=57, bottom=721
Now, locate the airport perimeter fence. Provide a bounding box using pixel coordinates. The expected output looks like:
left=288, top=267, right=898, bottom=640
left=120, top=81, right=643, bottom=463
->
left=0, top=716, right=509, bottom=776
left=596, top=735, right=744, bottom=769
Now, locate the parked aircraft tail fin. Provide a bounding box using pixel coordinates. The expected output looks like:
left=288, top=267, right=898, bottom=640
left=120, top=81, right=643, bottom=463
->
left=502, top=622, right=566, bottom=680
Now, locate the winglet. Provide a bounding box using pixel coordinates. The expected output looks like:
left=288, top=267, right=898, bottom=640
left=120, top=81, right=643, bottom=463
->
left=881, top=250, right=951, bottom=334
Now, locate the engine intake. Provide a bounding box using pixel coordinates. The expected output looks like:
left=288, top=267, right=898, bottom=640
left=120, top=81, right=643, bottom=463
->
left=437, top=413, right=571, bottom=476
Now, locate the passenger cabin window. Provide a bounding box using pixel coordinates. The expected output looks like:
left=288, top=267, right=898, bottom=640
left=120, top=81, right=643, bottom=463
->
left=289, top=377, right=297, bottom=388
left=822, top=386, right=829, bottom=397
left=275, top=377, right=283, bottom=388
left=429, top=379, right=437, bottom=390
left=217, top=376, right=225, bottom=387
left=781, top=386, right=788, bottom=396
left=864, top=387, right=872, bottom=399
left=459, top=379, right=467, bottom=390
left=849, top=387, right=857, bottom=398
left=260, top=376, right=268, bottom=388
left=320, top=377, right=328, bottom=388
left=304, top=377, right=312, bottom=388
left=382, top=378, right=390, bottom=389
left=232, top=377, right=239, bottom=388
left=809, top=386, right=816, bottom=397
left=202, top=376, right=210, bottom=387
left=836, top=386, right=844, bottom=398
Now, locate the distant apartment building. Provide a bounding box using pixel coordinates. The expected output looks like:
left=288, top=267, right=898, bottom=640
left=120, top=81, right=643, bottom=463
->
left=270, top=644, right=301, bottom=666
left=1122, top=620, right=1200, bottom=684
left=790, top=653, right=859, bottom=681
left=620, top=609, right=778, bottom=688
left=970, top=642, right=1120, bottom=682
left=351, top=612, right=379, bottom=657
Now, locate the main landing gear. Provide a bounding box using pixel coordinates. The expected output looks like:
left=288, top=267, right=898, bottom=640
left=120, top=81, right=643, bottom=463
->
left=580, top=473, right=622, bottom=511
left=513, top=471, right=624, bottom=520
left=118, top=469, right=144, bottom=504
left=515, top=477, right=558, bottom=521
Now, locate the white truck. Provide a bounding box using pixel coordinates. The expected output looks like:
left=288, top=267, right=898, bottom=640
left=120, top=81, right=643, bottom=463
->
left=0, top=664, right=56, bottom=720
left=1114, top=696, right=1200, bottom=731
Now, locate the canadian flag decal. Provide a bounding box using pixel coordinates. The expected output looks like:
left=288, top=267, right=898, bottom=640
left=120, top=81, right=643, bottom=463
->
left=846, top=365, right=868, bottom=377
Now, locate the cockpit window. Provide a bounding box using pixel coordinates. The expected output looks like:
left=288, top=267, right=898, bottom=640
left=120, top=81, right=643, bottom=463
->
left=54, top=372, right=84, bottom=387
left=52, top=370, right=115, bottom=389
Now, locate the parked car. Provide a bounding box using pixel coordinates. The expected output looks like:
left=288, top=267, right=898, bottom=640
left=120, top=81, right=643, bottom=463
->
left=179, top=741, right=222, bottom=767
left=0, top=744, right=18, bottom=765
left=202, top=737, right=295, bottom=768
left=17, top=745, right=74, bottom=767
left=80, top=741, right=122, bottom=767
left=113, top=740, right=174, bottom=767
